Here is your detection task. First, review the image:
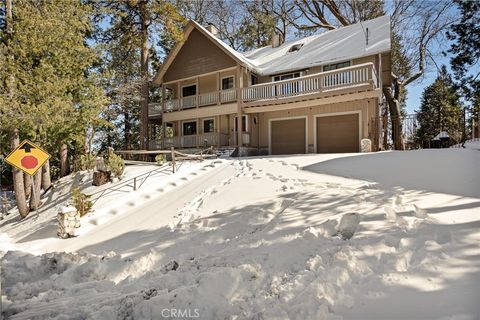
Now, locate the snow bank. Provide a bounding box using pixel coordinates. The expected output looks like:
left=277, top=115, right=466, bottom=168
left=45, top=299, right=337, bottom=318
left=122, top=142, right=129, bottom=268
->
left=1, top=149, right=480, bottom=319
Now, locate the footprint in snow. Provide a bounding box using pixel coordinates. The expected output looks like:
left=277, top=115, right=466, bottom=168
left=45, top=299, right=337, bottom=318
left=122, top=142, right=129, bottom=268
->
left=413, top=204, right=428, bottom=219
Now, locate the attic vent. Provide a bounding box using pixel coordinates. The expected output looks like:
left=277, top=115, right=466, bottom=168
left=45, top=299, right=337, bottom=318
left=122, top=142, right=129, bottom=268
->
left=288, top=43, right=303, bottom=53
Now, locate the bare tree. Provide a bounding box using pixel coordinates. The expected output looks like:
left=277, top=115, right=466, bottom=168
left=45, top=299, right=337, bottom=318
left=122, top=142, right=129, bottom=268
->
left=289, top=0, right=455, bottom=150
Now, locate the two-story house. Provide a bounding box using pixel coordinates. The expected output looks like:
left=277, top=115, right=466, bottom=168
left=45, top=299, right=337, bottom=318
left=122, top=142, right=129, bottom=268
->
left=148, top=15, right=391, bottom=155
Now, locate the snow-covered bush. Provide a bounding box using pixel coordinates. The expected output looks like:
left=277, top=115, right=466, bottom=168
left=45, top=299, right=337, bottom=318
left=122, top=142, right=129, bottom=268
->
left=107, top=153, right=125, bottom=178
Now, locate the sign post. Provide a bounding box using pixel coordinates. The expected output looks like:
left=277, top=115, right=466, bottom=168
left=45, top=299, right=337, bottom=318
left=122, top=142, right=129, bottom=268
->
left=2, top=140, right=51, bottom=318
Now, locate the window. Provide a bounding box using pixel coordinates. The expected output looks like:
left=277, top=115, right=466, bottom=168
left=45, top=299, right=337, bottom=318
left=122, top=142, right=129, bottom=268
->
left=183, top=121, right=197, bottom=136
left=273, top=72, right=301, bottom=95
left=221, top=76, right=234, bottom=90
left=203, top=119, right=214, bottom=133
left=322, top=61, right=351, bottom=72
left=288, top=43, right=303, bottom=53
left=182, top=84, right=196, bottom=97
left=234, top=115, right=247, bottom=132
left=273, top=72, right=301, bottom=82
left=251, top=74, right=258, bottom=85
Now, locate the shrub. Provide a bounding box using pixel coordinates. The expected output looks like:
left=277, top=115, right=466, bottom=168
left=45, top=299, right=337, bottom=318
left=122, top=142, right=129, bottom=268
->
left=78, top=153, right=96, bottom=171
left=155, top=154, right=166, bottom=165
left=71, top=187, right=93, bottom=217
left=107, top=153, right=125, bottom=178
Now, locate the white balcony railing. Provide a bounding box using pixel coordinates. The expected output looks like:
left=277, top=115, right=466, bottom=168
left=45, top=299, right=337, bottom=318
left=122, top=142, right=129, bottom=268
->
left=157, top=63, right=377, bottom=114
left=161, top=133, right=230, bottom=149
left=242, top=62, right=377, bottom=103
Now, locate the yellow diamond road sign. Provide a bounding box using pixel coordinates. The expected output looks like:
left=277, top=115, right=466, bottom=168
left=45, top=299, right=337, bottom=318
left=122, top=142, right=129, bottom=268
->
left=5, top=140, right=51, bottom=176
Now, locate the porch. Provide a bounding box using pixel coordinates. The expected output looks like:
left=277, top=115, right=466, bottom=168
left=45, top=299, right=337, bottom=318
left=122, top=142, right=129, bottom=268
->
left=148, top=132, right=251, bottom=149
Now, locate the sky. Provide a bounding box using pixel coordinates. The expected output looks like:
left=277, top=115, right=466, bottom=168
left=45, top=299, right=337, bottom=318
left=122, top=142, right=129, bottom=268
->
left=406, top=53, right=452, bottom=114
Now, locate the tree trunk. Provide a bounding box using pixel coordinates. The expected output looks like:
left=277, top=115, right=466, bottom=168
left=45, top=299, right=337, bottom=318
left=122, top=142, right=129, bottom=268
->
left=41, top=160, right=52, bottom=191
left=139, top=0, right=150, bottom=151
left=29, top=169, right=42, bottom=210
left=60, top=143, right=69, bottom=177
left=125, top=109, right=132, bottom=150
left=23, top=172, right=32, bottom=199
left=11, top=129, right=30, bottom=218
left=383, top=87, right=405, bottom=150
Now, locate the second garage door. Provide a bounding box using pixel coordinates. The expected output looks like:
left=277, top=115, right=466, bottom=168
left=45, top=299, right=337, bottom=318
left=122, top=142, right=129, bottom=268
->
left=316, top=114, right=359, bottom=153
left=271, top=118, right=306, bottom=155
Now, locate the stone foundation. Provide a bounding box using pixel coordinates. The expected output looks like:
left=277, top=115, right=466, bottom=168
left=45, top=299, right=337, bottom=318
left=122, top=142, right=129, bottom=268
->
left=57, top=206, right=81, bottom=238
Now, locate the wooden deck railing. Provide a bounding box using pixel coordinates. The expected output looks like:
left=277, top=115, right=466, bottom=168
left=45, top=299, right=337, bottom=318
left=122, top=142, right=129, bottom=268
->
left=153, top=63, right=377, bottom=115
left=155, top=132, right=229, bottom=149
left=242, top=62, right=377, bottom=103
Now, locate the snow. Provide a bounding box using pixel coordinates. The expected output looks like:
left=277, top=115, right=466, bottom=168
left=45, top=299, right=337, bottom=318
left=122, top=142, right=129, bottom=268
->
left=193, top=16, right=390, bottom=76
left=1, top=149, right=480, bottom=319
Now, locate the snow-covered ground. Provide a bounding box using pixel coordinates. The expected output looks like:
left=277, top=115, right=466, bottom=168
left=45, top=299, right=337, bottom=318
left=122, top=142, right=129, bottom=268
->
left=1, top=148, right=480, bottom=319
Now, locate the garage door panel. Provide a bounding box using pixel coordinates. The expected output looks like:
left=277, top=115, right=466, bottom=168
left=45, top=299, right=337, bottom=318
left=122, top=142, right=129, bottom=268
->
left=271, top=118, right=306, bottom=155
left=316, top=114, right=359, bottom=153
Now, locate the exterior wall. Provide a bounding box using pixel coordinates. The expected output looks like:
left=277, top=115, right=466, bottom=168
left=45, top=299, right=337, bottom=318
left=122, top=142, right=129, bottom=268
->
left=164, top=29, right=236, bottom=82
left=255, top=98, right=378, bottom=152
left=199, top=74, right=217, bottom=94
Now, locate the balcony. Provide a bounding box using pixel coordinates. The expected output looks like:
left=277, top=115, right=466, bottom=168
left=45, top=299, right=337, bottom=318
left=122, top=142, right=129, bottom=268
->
left=163, top=88, right=237, bottom=113
left=149, top=62, right=378, bottom=116
left=242, top=62, right=378, bottom=108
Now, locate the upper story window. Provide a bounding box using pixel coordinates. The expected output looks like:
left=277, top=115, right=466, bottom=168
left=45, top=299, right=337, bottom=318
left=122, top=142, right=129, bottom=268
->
left=221, top=76, right=235, bottom=90
left=273, top=72, right=301, bottom=82
left=251, top=74, right=258, bottom=85
left=322, top=61, right=351, bottom=72
left=182, top=84, right=196, bottom=97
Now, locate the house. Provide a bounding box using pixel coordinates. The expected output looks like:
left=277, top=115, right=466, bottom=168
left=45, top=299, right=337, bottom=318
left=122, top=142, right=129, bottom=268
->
left=148, top=15, right=392, bottom=155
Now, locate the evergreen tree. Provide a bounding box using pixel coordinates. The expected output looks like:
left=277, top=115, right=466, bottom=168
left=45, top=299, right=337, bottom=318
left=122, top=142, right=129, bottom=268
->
left=447, top=0, right=480, bottom=102
left=0, top=0, right=107, bottom=217
left=415, top=66, right=463, bottom=147
left=93, top=0, right=184, bottom=150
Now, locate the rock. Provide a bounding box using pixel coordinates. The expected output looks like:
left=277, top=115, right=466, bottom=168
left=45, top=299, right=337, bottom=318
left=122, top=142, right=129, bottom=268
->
left=361, top=138, right=372, bottom=152
left=337, top=213, right=360, bottom=240
left=93, top=170, right=111, bottom=186
left=164, top=260, right=179, bottom=272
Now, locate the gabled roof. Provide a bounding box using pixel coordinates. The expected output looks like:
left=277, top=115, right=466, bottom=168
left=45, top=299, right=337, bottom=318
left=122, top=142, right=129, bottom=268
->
left=152, top=20, right=252, bottom=85
left=153, top=15, right=391, bottom=84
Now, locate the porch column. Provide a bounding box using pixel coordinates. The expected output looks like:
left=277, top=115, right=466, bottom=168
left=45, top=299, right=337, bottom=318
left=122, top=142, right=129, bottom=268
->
left=216, top=72, right=221, bottom=105
left=161, top=82, right=166, bottom=149
left=217, top=115, right=221, bottom=148
left=236, top=66, right=244, bottom=148
left=196, top=118, right=200, bottom=149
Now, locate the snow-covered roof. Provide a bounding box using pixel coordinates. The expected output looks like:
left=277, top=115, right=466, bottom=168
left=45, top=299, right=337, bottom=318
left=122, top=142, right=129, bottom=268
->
left=154, top=16, right=391, bottom=84
left=194, top=15, right=391, bottom=76
left=433, top=131, right=450, bottom=140
left=245, top=16, right=390, bottom=75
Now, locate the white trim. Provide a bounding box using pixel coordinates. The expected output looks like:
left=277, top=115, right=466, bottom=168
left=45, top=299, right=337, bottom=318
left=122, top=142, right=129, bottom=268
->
left=313, top=110, right=362, bottom=153
left=234, top=115, right=249, bottom=133
left=271, top=71, right=303, bottom=82
left=163, top=67, right=237, bottom=85
left=268, top=116, right=308, bottom=155
left=220, top=75, right=235, bottom=90
left=202, top=117, right=215, bottom=133
left=181, top=119, right=198, bottom=136
left=321, top=59, right=353, bottom=72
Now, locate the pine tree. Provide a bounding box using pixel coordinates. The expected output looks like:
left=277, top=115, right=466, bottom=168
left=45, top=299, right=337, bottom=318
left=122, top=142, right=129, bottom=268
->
left=0, top=0, right=107, bottom=217
left=93, top=0, right=184, bottom=151
left=415, top=66, right=463, bottom=147
left=447, top=0, right=480, bottom=102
